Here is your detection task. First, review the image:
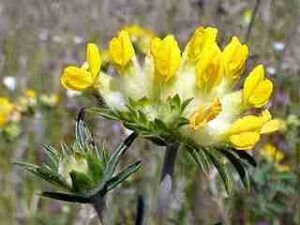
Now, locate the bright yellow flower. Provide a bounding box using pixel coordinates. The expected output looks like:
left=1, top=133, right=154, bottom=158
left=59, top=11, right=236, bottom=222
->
left=222, top=36, right=248, bottom=83
left=61, top=43, right=101, bottom=91
left=0, top=97, right=13, bottom=128
left=185, top=26, right=218, bottom=63
left=150, top=35, right=181, bottom=82
left=195, top=42, right=222, bottom=92
left=242, top=65, right=273, bottom=108
left=109, top=30, right=135, bottom=71
left=189, top=98, right=222, bottom=130
left=227, top=110, right=279, bottom=150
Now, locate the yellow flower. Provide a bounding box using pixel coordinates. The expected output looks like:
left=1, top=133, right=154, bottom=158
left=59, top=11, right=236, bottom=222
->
left=260, top=143, right=290, bottom=172
left=222, top=36, right=248, bottom=83
left=276, top=164, right=290, bottom=172
left=189, top=98, right=222, bottom=130
left=61, top=43, right=101, bottom=91
left=123, top=25, right=155, bottom=53
left=150, top=35, right=181, bottom=82
left=227, top=110, right=279, bottom=150
left=0, top=97, right=13, bottom=128
left=109, top=30, right=135, bottom=71
left=185, top=26, right=218, bottom=63
left=261, top=143, right=284, bottom=163
left=195, top=42, right=222, bottom=92
left=242, top=65, right=273, bottom=108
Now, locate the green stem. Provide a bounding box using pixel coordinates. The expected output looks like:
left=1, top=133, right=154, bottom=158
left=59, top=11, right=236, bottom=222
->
left=156, top=142, right=180, bottom=224
left=245, top=0, right=261, bottom=43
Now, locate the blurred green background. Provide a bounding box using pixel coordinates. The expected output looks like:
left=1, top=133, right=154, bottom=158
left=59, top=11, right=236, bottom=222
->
left=0, top=0, right=300, bottom=224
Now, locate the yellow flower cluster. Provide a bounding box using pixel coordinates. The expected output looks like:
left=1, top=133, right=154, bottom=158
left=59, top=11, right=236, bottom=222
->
left=260, top=143, right=290, bottom=172
left=60, top=26, right=279, bottom=151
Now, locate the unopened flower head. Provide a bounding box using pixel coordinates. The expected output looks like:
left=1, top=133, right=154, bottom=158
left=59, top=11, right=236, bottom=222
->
left=60, top=26, right=279, bottom=151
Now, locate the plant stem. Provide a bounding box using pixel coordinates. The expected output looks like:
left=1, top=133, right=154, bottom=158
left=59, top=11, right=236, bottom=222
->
left=156, top=142, right=180, bottom=224
left=245, top=0, right=261, bottom=43
left=91, top=195, right=107, bottom=225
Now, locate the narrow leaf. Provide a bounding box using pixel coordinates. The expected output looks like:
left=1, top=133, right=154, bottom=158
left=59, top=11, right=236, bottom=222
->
left=41, top=191, right=90, bottom=203
left=106, top=160, right=141, bottom=192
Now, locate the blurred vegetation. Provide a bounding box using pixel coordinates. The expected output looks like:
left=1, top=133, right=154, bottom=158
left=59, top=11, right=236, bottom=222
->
left=0, top=0, right=300, bottom=224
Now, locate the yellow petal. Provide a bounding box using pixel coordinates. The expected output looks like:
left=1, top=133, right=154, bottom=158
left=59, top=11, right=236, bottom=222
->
left=109, top=30, right=135, bottom=70
left=222, top=36, right=248, bottom=82
left=150, top=35, right=181, bottom=81
left=229, top=131, right=260, bottom=150
left=60, top=66, right=94, bottom=91
left=86, top=43, right=101, bottom=79
left=185, top=26, right=218, bottom=62
left=260, top=119, right=280, bottom=134
left=189, top=97, right=222, bottom=130
left=243, top=65, right=273, bottom=108
left=227, top=115, right=265, bottom=135
left=248, top=79, right=273, bottom=108
left=195, top=42, right=222, bottom=92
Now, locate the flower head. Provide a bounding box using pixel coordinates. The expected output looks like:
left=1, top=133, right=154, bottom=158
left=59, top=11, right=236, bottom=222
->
left=61, top=26, right=277, bottom=152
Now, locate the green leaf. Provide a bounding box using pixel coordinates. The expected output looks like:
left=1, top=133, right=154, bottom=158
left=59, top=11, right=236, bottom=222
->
left=186, top=146, right=210, bottom=175
left=181, top=97, right=193, bottom=113
left=15, top=161, right=70, bottom=190
left=70, top=170, right=93, bottom=193
left=104, top=132, right=138, bottom=180
left=154, top=119, right=168, bottom=131
left=171, top=94, right=181, bottom=110
left=106, top=160, right=141, bottom=192
left=90, top=107, right=120, bottom=121
left=75, top=108, right=87, bottom=150
left=205, top=148, right=232, bottom=194
left=41, top=191, right=90, bottom=203
left=43, top=145, right=59, bottom=170
left=143, top=135, right=167, bottom=146
left=233, top=149, right=257, bottom=167
left=218, top=148, right=251, bottom=189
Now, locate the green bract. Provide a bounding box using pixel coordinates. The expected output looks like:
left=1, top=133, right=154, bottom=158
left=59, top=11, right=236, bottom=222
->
left=16, top=109, right=141, bottom=203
